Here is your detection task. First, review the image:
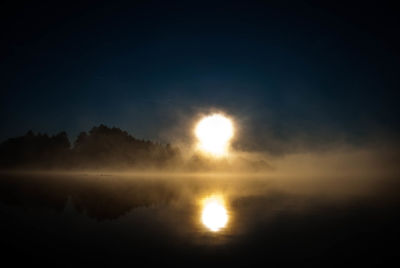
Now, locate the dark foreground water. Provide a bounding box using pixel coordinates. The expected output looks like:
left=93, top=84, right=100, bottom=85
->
left=0, top=172, right=399, bottom=267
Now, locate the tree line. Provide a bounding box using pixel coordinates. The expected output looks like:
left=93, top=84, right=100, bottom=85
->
left=0, top=124, right=180, bottom=170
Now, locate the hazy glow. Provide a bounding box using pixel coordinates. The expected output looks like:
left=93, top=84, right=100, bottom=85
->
left=195, top=114, right=234, bottom=157
left=201, top=195, right=228, bottom=232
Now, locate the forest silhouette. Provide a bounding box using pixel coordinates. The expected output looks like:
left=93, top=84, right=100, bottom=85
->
left=0, top=124, right=180, bottom=170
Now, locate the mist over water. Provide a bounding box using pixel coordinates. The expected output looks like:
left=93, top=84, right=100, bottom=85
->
left=0, top=171, right=398, bottom=266
left=1, top=124, right=399, bottom=266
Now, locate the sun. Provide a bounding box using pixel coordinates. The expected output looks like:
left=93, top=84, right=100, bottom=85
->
left=201, top=195, right=229, bottom=232
left=195, top=113, right=234, bottom=157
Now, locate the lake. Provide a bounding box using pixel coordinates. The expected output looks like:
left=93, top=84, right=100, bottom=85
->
left=0, top=172, right=398, bottom=266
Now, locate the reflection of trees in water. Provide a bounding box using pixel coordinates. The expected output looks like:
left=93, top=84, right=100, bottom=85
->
left=0, top=174, right=179, bottom=220
left=1, top=173, right=399, bottom=266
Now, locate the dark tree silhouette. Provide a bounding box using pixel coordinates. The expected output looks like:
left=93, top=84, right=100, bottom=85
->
left=0, top=130, right=71, bottom=169
left=0, top=125, right=180, bottom=170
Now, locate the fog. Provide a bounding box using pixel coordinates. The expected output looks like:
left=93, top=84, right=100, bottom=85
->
left=1, top=165, right=399, bottom=265
left=1, top=124, right=399, bottom=266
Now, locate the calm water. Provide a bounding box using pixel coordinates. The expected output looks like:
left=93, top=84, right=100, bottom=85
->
left=0, top=172, right=399, bottom=266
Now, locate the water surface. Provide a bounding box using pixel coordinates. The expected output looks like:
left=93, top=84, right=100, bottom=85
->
left=0, top=172, right=398, bottom=266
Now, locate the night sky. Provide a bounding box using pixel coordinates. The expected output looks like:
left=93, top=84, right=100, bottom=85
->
left=1, top=1, right=399, bottom=152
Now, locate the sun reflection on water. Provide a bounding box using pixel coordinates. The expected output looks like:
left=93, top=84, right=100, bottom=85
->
left=201, top=195, right=229, bottom=232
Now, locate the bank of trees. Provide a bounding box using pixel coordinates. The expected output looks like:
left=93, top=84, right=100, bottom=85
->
left=0, top=124, right=180, bottom=170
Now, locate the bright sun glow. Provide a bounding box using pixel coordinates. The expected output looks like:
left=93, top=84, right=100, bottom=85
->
left=195, top=113, right=234, bottom=157
left=201, top=195, right=229, bottom=232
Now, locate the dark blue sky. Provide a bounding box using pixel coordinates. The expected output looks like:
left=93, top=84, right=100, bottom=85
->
left=1, top=1, right=399, bottom=151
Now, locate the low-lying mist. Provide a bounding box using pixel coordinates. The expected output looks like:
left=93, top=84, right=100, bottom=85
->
left=1, top=154, right=399, bottom=265
left=1, top=124, right=399, bottom=179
